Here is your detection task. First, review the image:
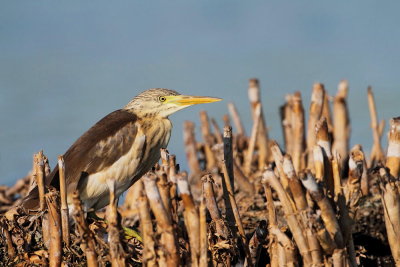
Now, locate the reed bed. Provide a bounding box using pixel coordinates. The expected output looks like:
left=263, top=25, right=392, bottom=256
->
left=0, top=79, right=399, bottom=266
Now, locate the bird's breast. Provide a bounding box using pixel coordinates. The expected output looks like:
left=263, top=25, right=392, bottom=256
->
left=78, top=118, right=172, bottom=211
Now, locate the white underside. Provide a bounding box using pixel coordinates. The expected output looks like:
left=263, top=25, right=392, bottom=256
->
left=68, top=119, right=171, bottom=212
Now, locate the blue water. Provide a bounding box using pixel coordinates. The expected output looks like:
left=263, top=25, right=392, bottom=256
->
left=1, top=1, right=400, bottom=186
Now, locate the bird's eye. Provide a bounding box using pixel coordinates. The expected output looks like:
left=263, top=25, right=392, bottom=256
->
left=159, top=96, right=167, bottom=102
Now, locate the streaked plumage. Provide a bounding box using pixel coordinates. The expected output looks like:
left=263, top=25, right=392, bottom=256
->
left=22, top=88, right=221, bottom=212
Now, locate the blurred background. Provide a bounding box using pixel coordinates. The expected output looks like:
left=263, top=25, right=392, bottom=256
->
left=1, top=1, right=399, bottom=185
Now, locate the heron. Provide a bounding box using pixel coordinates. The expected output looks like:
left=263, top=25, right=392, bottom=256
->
left=21, top=88, right=221, bottom=212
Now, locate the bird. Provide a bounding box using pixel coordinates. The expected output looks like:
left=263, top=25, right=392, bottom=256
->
left=21, top=88, right=221, bottom=212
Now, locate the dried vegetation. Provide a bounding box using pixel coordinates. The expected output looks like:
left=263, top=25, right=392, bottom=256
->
left=1, top=79, right=399, bottom=266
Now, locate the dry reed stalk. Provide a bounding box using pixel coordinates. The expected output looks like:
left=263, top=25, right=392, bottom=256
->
left=301, top=171, right=344, bottom=249
left=201, top=175, right=228, bottom=239
left=220, top=162, right=253, bottom=266
left=199, top=199, right=208, bottom=267
left=290, top=91, right=306, bottom=173
left=42, top=212, right=50, bottom=249
left=106, top=179, right=126, bottom=267
left=270, top=141, right=290, bottom=194
left=223, top=126, right=235, bottom=188
left=46, top=191, right=62, bottom=267
left=282, top=154, right=323, bottom=265
left=160, top=148, right=170, bottom=173
left=243, top=103, right=261, bottom=175
left=248, top=221, right=267, bottom=266
left=156, top=171, right=173, bottom=222
left=367, top=86, right=385, bottom=166
left=200, top=110, right=217, bottom=170
left=283, top=155, right=307, bottom=211
left=138, top=181, right=158, bottom=267
left=316, top=117, right=334, bottom=195
left=262, top=180, right=279, bottom=267
left=34, top=151, right=46, bottom=211
left=262, top=169, right=313, bottom=265
left=306, top=83, right=325, bottom=171
left=332, top=249, right=347, bottom=267
left=313, top=145, right=325, bottom=182
left=1, top=218, right=15, bottom=259
left=378, top=167, right=400, bottom=265
left=386, top=117, right=400, bottom=178
left=168, top=155, right=179, bottom=223
left=332, top=80, right=350, bottom=167
left=57, top=156, right=70, bottom=247
left=228, top=102, right=246, bottom=136
left=248, top=78, right=269, bottom=169
left=331, top=154, right=357, bottom=267
left=183, top=121, right=201, bottom=174
left=71, top=191, right=98, bottom=267
left=280, top=94, right=293, bottom=156
left=322, top=89, right=333, bottom=135
left=143, top=172, right=179, bottom=267
left=269, top=226, right=298, bottom=267
left=177, top=172, right=200, bottom=266
left=346, top=145, right=365, bottom=218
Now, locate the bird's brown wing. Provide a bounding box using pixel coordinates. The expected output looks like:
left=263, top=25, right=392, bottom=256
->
left=21, top=109, right=138, bottom=210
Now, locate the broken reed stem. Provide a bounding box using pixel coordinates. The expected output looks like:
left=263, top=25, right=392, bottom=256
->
left=177, top=172, right=200, bottom=267
left=280, top=94, right=293, bottom=156
left=143, top=172, right=179, bottom=267
left=220, top=162, right=253, bottom=267
left=71, top=191, right=98, bottom=267
left=283, top=155, right=307, bottom=211
left=332, top=153, right=357, bottom=267
left=367, top=86, right=385, bottom=165
left=223, top=126, right=235, bottom=190
left=35, top=151, right=46, bottom=211
left=316, top=117, right=334, bottom=196
left=290, top=91, right=306, bottom=173
left=346, top=145, right=364, bottom=218
left=269, top=226, right=298, bottom=267
left=262, top=169, right=313, bottom=265
left=322, top=89, right=333, bottom=135
left=386, top=117, right=400, bottom=178
left=201, top=175, right=227, bottom=239
left=332, top=80, right=350, bottom=167
left=301, top=171, right=344, bottom=249
left=243, top=103, right=261, bottom=175
left=58, top=156, right=70, bottom=247
left=379, top=167, right=400, bottom=265
left=183, top=121, right=201, bottom=174
left=160, top=148, right=170, bottom=173
left=46, top=191, right=62, bottom=267
left=106, top=179, right=126, bottom=267
left=228, top=102, right=246, bottom=136
left=248, top=78, right=269, bottom=169
left=0, top=219, right=15, bottom=259
left=156, top=171, right=173, bottom=222
left=200, top=110, right=217, bottom=170
left=270, top=141, right=290, bottom=194
left=138, top=181, right=158, bottom=267
left=199, top=199, right=208, bottom=267
left=307, top=83, right=325, bottom=171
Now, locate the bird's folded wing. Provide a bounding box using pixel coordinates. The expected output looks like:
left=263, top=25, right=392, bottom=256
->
left=21, top=109, right=139, bottom=210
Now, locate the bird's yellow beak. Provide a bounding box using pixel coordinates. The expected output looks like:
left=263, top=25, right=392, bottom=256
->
left=167, top=95, right=222, bottom=106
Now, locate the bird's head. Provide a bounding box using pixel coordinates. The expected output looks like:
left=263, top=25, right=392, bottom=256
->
left=124, top=88, right=222, bottom=118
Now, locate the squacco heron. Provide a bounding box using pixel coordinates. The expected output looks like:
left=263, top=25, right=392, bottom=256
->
left=22, top=88, right=221, bottom=212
